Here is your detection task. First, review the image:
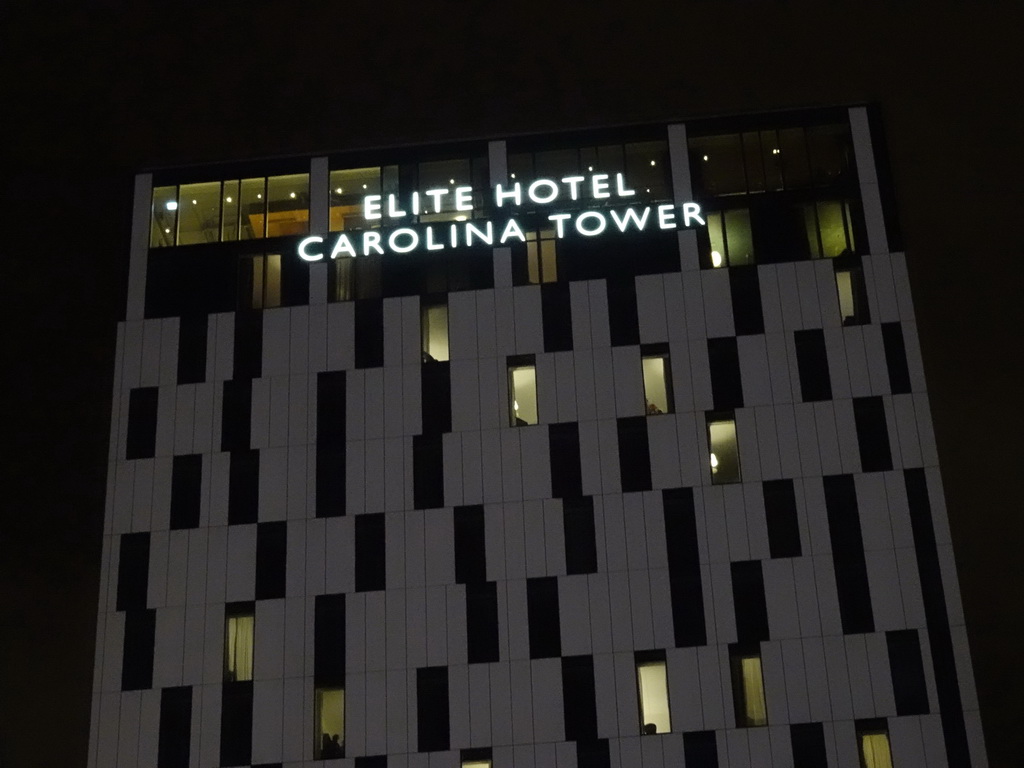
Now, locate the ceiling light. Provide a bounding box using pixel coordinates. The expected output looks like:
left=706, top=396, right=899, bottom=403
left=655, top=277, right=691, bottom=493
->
left=290, top=192, right=296, bottom=199
left=335, top=188, right=343, bottom=194
left=650, top=160, right=656, bottom=166
left=587, top=166, right=593, bottom=172
left=772, top=148, right=780, bottom=155
left=710, top=452, right=719, bottom=472
left=164, top=228, right=170, bottom=233
left=510, top=173, right=516, bottom=179
left=191, top=199, right=197, bottom=205
left=711, top=250, right=723, bottom=268
left=449, top=178, right=455, bottom=184
left=225, top=196, right=232, bottom=203
left=455, top=215, right=467, bottom=221
left=165, top=201, right=178, bottom=211
left=362, top=184, right=367, bottom=189
left=257, top=193, right=262, bottom=199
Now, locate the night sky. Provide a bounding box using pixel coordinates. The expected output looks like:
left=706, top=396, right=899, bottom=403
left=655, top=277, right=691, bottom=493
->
left=2, top=2, right=1022, bottom=766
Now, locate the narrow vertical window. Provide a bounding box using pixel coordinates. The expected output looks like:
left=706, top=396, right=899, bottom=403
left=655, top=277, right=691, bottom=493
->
left=224, top=604, right=254, bottom=682
left=151, top=185, right=178, bottom=247
left=730, top=646, right=768, bottom=727
left=707, top=412, right=740, bottom=484
left=422, top=302, right=449, bottom=362
left=315, top=687, right=345, bottom=759
left=641, top=347, right=673, bottom=414
left=508, top=356, right=538, bottom=426
left=246, top=254, right=282, bottom=310
left=835, top=263, right=870, bottom=325
left=856, top=721, right=894, bottom=768
left=334, top=257, right=355, bottom=301
left=705, top=208, right=754, bottom=268
left=526, top=227, right=558, bottom=283
left=636, top=656, right=671, bottom=734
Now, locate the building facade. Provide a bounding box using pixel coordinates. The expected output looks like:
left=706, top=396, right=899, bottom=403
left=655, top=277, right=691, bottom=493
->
left=88, top=106, right=987, bottom=767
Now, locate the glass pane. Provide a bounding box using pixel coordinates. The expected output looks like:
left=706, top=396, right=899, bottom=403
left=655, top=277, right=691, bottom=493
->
left=707, top=212, right=726, bottom=268
left=741, top=656, right=768, bottom=726
left=626, top=140, right=671, bottom=200
left=861, top=733, right=894, bottom=768
left=510, top=366, right=538, bottom=426
left=709, top=417, right=740, bottom=483
left=225, top=614, right=254, bottom=681
left=802, top=204, right=822, bottom=258
left=807, top=123, right=853, bottom=186
left=540, top=234, right=558, bottom=283
left=778, top=127, right=811, bottom=188
left=760, top=129, right=785, bottom=192
left=251, top=255, right=265, bottom=310
left=526, top=237, right=541, bottom=284
left=422, top=304, right=449, bottom=362
left=239, top=177, right=265, bottom=240
left=637, top=662, right=671, bottom=734
left=419, top=159, right=472, bottom=221
left=742, top=131, right=764, bottom=193
left=264, top=254, right=282, bottom=309
left=507, top=152, right=534, bottom=183
left=463, top=762, right=492, bottom=768
left=266, top=174, right=309, bottom=237
left=334, top=258, right=355, bottom=301
left=690, top=134, right=746, bottom=196
left=596, top=144, right=625, bottom=177
left=151, top=186, right=178, bottom=247
left=642, top=356, right=671, bottom=414
left=330, top=167, right=381, bottom=231
left=836, top=270, right=856, bottom=324
left=724, top=208, right=754, bottom=266
left=222, top=180, right=240, bottom=242
left=177, top=181, right=222, bottom=245
left=315, top=688, right=345, bottom=758
left=817, top=200, right=850, bottom=257
left=534, top=148, right=579, bottom=182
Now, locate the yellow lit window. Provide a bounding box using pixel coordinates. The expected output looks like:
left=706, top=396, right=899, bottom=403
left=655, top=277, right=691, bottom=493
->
left=525, top=228, right=558, bottom=284
left=247, top=254, right=281, bottom=310
left=422, top=303, right=449, bottom=362
left=637, top=660, right=671, bottom=734
left=315, top=687, right=345, bottom=759
left=708, top=413, right=740, bottom=484
left=509, top=362, right=538, bottom=426
left=731, top=650, right=768, bottom=727
left=859, top=728, right=894, bottom=768
left=224, top=610, right=254, bottom=682
left=642, top=353, right=672, bottom=414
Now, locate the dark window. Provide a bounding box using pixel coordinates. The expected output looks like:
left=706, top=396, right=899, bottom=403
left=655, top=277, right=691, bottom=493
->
left=117, top=532, right=150, bottom=612
left=354, top=299, right=384, bottom=369
left=176, top=314, right=207, bottom=384
left=852, top=396, right=893, bottom=472
left=794, top=329, right=832, bottom=402
left=355, top=514, right=386, bottom=592
left=413, top=434, right=444, bottom=509
left=549, top=423, right=583, bottom=498
left=219, top=680, right=253, bottom=767
left=663, top=488, right=707, bottom=646
left=170, top=454, right=202, bottom=529
left=228, top=450, right=259, bottom=525
left=824, top=475, right=874, bottom=634
left=220, top=379, right=252, bottom=452
left=121, top=609, right=156, bottom=690
left=355, top=757, right=386, bottom=768
left=255, top=521, right=287, bottom=600
left=527, top=577, right=561, bottom=658
left=316, top=446, right=346, bottom=518
left=683, top=730, right=719, bottom=768
left=790, top=722, right=827, bottom=768
left=453, top=506, right=486, bottom=585
left=881, top=323, right=912, bottom=394
left=617, top=416, right=652, bottom=492
left=314, top=594, right=346, bottom=686
left=542, top=282, right=574, bottom=352
left=416, top=667, right=450, bottom=752
left=607, top=278, right=640, bottom=347
left=562, top=656, right=599, bottom=741
left=157, top=686, right=192, bottom=768
left=421, top=361, right=452, bottom=435
left=238, top=254, right=282, bottom=311
left=887, top=629, right=929, bottom=716
left=233, top=310, right=262, bottom=379
left=563, top=497, right=598, bottom=575
left=731, top=561, right=770, bottom=643
left=707, top=338, right=743, bottom=410
left=729, top=266, right=765, bottom=335
left=126, top=387, right=159, bottom=460
left=762, top=479, right=802, bottom=558
left=730, top=644, right=768, bottom=727
left=316, top=372, right=347, bottom=444
left=465, top=581, right=499, bottom=664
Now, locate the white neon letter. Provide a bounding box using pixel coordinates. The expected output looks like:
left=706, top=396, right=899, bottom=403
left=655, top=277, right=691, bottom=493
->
left=387, top=194, right=407, bottom=218
left=575, top=211, right=607, bottom=237
left=527, top=179, right=559, bottom=205
left=465, top=221, right=494, bottom=246
left=329, top=234, right=357, bottom=259
left=425, top=188, right=449, bottom=213
left=547, top=212, right=573, bottom=238
left=561, top=175, right=585, bottom=200
left=615, top=173, right=636, bottom=197
left=389, top=228, right=419, bottom=253
left=499, top=218, right=527, bottom=244
left=494, top=182, right=522, bottom=207
left=364, top=195, right=382, bottom=220
left=411, top=191, right=421, bottom=216
left=682, top=202, right=706, bottom=226
left=454, top=186, right=474, bottom=211
left=609, top=207, right=651, bottom=232
left=450, top=223, right=459, bottom=247
left=425, top=226, right=444, bottom=251
left=362, top=231, right=384, bottom=256
left=591, top=173, right=611, bottom=199
left=656, top=204, right=677, bottom=230
left=298, top=235, right=324, bottom=261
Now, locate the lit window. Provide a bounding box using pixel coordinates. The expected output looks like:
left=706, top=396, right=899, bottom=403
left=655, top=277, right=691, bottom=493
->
left=707, top=412, right=741, bottom=484
left=417, top=157, right=487, bottom=222
left=175, top=181, right=222, bottom=245
left=224, top=605, right=254, bottom=682
left=333, top=257, right=355, bottom=302
left=835, top=261, right=870, bottom=326
left=730, top=647, right=768, bottom=727
left=460, top=748, right=493, bottom=768
left=641, top=348, right=673, bottom=414
left=329, top=166, right=391, bottom=231
left=508, top=357, right=538, bottom=427
left=857, top=721, right=894, bottom=768
left=705, top=208, right=753, bottom=268
left=636, top=657, right=671, bottom=734
left=244, top=254, right=282, bottom=310
left=525, top=228, right=558, bottom=284
left=422, top=302, right=449, bottom=362
left=463, top=761, right=492, bottom=768
left=803, top=200, right=857, bottom=258
left=150, top=186, right=178, bottom=247
left=315, top=687, right=345, bottom=759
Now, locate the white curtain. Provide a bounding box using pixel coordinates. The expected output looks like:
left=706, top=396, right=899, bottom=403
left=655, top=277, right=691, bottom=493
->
left=741, top=656, right=768, bottom=726
left=226, top=615, right=254, bottom=681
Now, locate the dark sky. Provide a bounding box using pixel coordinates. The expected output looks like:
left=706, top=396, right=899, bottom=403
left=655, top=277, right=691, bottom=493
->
left=2, top=2, right=1022, bottom=766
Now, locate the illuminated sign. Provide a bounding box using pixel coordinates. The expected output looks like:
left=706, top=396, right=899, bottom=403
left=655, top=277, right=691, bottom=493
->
left=297, top=172, right=705, bottom=261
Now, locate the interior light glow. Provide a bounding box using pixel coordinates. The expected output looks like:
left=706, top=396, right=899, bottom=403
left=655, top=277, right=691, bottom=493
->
left=711, top=250, right=723, bottom=268
left=772, top=148, right=780, bottom=155
left=513, top=400, right=519, bottom=412
left=336, top=188, right=343, bottom=194
left=164, top=228, right=170, bottom=233
left=257, top=193, right=262, bottom=199
left=510, top=173, right=516, bottom=179
left=703, top=155, right=709, bottom=161
left=362, top=184, right=367, bottom=189
left=449, top=178, right=455, bottom=184
left=225, top=196, right=232, bottom=203
left=455, top=215, right=468, bottom=221
left=165, top=201, right=178, bottom=211
left=650, top=160, right=656, bottom=166
left=191, top=199, right=197, bottom=205
left=587, top=166, right=594, bottom=172
left=710, top=452, right=719, bottom=471
left=289, top=192, right=296, bottom=199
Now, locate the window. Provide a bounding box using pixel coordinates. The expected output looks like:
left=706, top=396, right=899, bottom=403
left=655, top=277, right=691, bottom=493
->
left=329, top=165, right=395, bottom=231
left=224, top=605, right=254, bottom=682
left=804, top=200, right=857, bottom=258
left=857, top=721, right=894, bottom=768
left=835, top=262, right=870, bottom=326
left=242, top=253, right=281, bottom=309
left=706, top=208, right=754, bottom=268
left=525, top=228, right=558, bottom=284
left=150, top=174, right=309, bottom=247
left=730, top=646, right=768, bottom=727
left=315, top=687, right=345, bottom=759
left=641, top=347, right=673, bottom=414
left=463, top=762, right=491, bottom=768
left=707, top=412, right=740, bottom=484
left=422, top=302, right=449, bottom=362
left=461, top=747, right=493, bottom=768
left=636, top=657, right=671, bottom=734
left=508, top=357, right=538, bottom=426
